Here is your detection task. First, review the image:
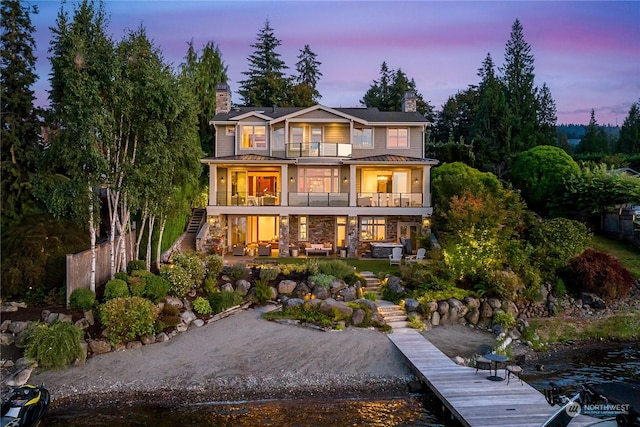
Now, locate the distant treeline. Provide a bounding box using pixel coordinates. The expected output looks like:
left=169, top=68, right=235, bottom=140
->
left=557, top=124, right=620, bottom=140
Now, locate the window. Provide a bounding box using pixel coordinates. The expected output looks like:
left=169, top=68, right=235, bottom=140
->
left=353, top=128, right=373, bottom=148
left=298, top=167, right=339, bottom=192
left=273, top=128, right=284, bottom=150
left=387, top=128, right=408, bottom=148
left=360, top=217, right=386, bottom=241
left=291, top=126, right=304, bottom=143
left=299, top=216, right=307, bottom=241
left=241, top=125, right=266, bottom=149
left=311, top=127, right=323, bottom=142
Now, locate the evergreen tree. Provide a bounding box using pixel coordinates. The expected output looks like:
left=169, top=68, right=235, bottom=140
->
left=291, top=44, right=322, bottom=106
left=617, top=98, right=640, bottom=154
left=238, top=20, right=290, bottom=107
left=471, top=53, right=510, bottom=177
left=500, top=19, right=539, bottom=156
left=1, top=0, right=42, bottom=230
left=433, top=88, right=477, bottom=144
left=577, top=109, right=608, bottom=154
left=180, top=40, right=228, bottom=155
left=362, top=62, right=434, bottom=119
left=536, top=83, right=557, bottom=145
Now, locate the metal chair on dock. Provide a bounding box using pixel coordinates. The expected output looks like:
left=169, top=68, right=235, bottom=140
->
left=505, top=354, right=525, bottom=385
left=474, top=344, right=493, bottom=374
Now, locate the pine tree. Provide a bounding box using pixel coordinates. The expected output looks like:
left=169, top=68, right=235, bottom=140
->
left=500, top=19, right=539, bottom=156
left=291, top=44, right=322, bottom=106
left=536, top=83, right=557, bottom=146
left=617, top=98, right=640, bottom=154
left=471, top=53, right=510, bottom=177
left=238, top=20, right=290, bottom=107
left=1, top=0, right=42, bottom=229
left=361, top=62, right=393, bottom=110
left=577, top=109, right=608, bottom=154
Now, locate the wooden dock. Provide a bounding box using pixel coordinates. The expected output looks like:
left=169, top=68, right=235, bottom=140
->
left=388, top=328, right=598, bottom=427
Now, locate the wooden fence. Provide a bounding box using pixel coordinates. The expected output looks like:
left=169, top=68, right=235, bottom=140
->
left=65, top=230, right=136, bottom=307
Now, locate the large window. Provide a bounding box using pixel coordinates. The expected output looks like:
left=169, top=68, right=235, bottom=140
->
left=273, top=128, right=284, bottom=150
left=299, top=216, right=308, bottom=241
left=241, top=125, right=266, bottom=149
left=353, top=128, right=373, bottom=148
left=360, top=217, right=386, bottom=241
left=297, top=167, right=339, bottom=192
left=387, top=128, right=408, bottom=148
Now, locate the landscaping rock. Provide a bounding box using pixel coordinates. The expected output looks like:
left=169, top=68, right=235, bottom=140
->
left=404, top=298, right=419, bottom=313
left=165, top=296, right=183, bottom=309
left=351, top=309, right=366, bottom=326
left=311, top=286, right=330, bottom=300
left=89, top=339, right=112, bottom=354
left=386, top=276, right=404, bottom=294
left=277, top=280, right=297, bottom=295
left=235, top=279, right=251, bottom=295
left=339, top=287, right=357, bottom=302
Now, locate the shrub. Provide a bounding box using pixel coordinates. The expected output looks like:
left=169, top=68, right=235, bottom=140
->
left=308, top=273, right=336, bottom=289
left=24, top=322, right=84, bottom=370
left=171, top=253, right=206, bottom=289
left=477, top=269, right=524, bottom=300
left=69, top=288, right=96, bottom=312
left=100, top=297, right=159, bottom=345
left=226, top=263, right=250, bottom=281
left=363, top=292, right=378, bottom=302
left=131, top=269, right=154, bottom=278
left=566, top=248, right=634, bottom=299
left=407, top=314, right=425, bottom=331
left=209, top=290, right=243, bottom=314
left=318, top=260, right=353, bottom=280
left=143, top=274, right=170, bottom=303
left=192, top=296, right=213, bottom=315
left=127, top=260, right=147, bottom=274
left=127, top=276, right=146, bottom=297
left=305, top=258, right=320, bottom=276
left=114, top=272, right=129, bottom=281
left=279, top=263, right=307, bottom=276
left=253, top=278, right=273, bottom=304
left=528, top=218, right=592, bottom=278
left=104, top=279, right=130, bottom=301
left=203, top=276, right=217, bottom=295
left=160, top=264, right=193, bottom=298
left=259, top=267, right=279, bottom=281
left=204, top=255, right=224, bottom=278
left=492, top=311, right=516, bottom=329
left=343, top=273, right=361, bottom=287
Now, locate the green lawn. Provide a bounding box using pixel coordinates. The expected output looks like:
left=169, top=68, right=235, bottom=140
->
left=591, top=234, right=640, bottom=278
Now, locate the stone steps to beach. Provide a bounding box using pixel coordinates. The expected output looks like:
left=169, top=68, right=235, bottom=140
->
left=359, top=271, right=408, bottom=328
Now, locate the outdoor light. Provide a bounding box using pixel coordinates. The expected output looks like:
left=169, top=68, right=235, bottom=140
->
left=343, top=176, right=348, bottom=183
left=220, top=176, right=224, bottom=182
left=290, top=177, right=294, bottom=183
left=414, top=178, right=419, bottom=184
left=349, top=217, right=356, bottom=226
left=422, top=218, right=431, bottom=227
left=281, top=216, right=289, bottom=225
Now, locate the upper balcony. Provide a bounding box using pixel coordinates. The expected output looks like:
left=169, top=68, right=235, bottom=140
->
left=285, top=142, right=352, bottom=158
left=213, top=191, right=424, bottom=208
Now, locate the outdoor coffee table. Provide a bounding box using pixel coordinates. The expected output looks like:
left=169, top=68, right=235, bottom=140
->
left=484, top=353, right=509, bottom=381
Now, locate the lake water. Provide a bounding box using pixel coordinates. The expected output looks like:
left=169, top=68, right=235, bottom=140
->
left=42, top=342, right=639, bottom=426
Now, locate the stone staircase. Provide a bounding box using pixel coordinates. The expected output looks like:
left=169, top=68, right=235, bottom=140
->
left=359, top=271, right=408, bottom=329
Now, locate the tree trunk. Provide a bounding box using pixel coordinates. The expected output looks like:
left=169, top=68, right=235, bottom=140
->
left=155, top=216, right=166, bottom=272
left=146, top=214, right=155, bottom=272
left=88, top=186, right=97, bottom=292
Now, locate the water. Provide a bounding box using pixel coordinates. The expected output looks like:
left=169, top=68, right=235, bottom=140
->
left=43, top=343, right=639, bottom=426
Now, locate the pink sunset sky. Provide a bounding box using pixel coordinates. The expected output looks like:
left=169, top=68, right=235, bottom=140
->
left=30, top=1, right=640, bottom=125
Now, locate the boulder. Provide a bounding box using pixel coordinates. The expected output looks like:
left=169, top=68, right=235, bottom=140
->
left=165, top=296, right=184, bottom=309
left=369, top=312, right=385, bottom=327
left=141, top=335, right=156, bottom=345
left=465, top=308, right=480, bottom=325
left=404, top=298, right=420, bottom=313
left=0, top=332, right=15, bottom=346
left=488, top=298, right=501, bottom=309
left=463, top=296, right=480, bottom=309
left=1, top=319, right=12, bottom=332
left=192, top=319, right=205, bottom=328
left=58, top=313, right=73, bottom=324
left=431, top=311, right=441, bottom=326
left=339, top=287, right=357, bottom=302
left=235, top=279, right=251, bottom=295
left=386, top=276, right=404, bottom=294
left=329, top=279, right=347, bottom=294
left=480, top=300, right=493, bottom=319
left=84, top=310, right=95, bottom=325
left=156, top=332, right=169, bottom=342
left=292, top=282, right=310, bottom=299
left=74, top=318, right=91, bottom=330
left=89, top=339, right=112, bottom=354
left=319, top=299, right=353, bottom=318
left=0, top=305, right=18, bottom=313
left=180, top=310, right=197, bottom=325
left=45, top=312, right=59, bottom=324
left=220, top=283, right=234, bottom=293
left=354, top=298, right=377, bottom=312
left=8, top=321, right=29, bottom=334
left=311, top=286, right=330, bottom=300
left=351, top=309, right=366, bottom=326
left=282, top=298, right=305, bottom=310
left=277, top=280, right=297, bottom=295
left=437, top=300, right=449, bottom=315
left=126, top=341, right=143, bottom=350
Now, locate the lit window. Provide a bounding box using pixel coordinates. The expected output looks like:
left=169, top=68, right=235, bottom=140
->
left=241, top=125, right=266, bottom=149
left=298, top=167, right=339, bottom=193
left=273, top=128, right=284, bottom=150
left=360, top=217, right=386, bottom=241
left=353, top=128, right=373, bottom=148
left=387, top=128, right=408, bottom=148
left=299, top=216, right=307, bottom=241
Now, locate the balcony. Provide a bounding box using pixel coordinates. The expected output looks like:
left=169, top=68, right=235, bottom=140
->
left=356, top=192, right=423, bottom=207
left=288, top=192, right=349, bottom=207
left=286, top=142, right=352, bottom=158
left=218, top=192, right=281, bottom=206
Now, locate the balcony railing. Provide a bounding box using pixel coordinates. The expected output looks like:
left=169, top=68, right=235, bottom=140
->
left=288, top=192, right=349, bottom=207
left=217, top=192, right=281, bottom=206
left=356, top=192, right=423, bottom=207
left=286, top=142, right=352, bottom=158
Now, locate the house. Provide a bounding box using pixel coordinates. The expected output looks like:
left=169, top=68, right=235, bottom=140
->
left=200, top=83, right=438, bottom=258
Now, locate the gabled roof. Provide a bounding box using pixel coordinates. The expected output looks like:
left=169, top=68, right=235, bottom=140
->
left=211, top=105, right=429, bottom=125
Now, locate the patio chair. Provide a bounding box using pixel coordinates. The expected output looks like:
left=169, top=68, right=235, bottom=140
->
left=505, top=355, right=525, bottom=385
left=389, top=247, right=403, bottom=265
left=474, top=344, right=493, bottom=374
left=407, top=248, right=426, bottom=263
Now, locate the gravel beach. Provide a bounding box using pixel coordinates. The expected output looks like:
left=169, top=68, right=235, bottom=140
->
left=28, top=306, right=418, bottom=408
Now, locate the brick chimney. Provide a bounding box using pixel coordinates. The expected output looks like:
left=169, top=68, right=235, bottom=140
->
left=215, top=83, right=231, bottom=114
left=402, top=91, right=416, bottom=113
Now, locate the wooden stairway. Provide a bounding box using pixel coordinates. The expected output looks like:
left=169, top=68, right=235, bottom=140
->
left=359, top=271, right=408, bottom=329
left=180, top=208, right=206, bottom=252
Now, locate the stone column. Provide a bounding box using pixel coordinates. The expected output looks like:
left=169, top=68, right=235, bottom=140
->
left=349, top=165, right=356, bottom=207
left=281, top=165, right=288, bottom=206
left=347, top=216, right=358, bottom=257
left=279, top=215, right=290, bottom=257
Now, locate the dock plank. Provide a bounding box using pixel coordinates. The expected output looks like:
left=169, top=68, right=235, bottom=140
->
left=387, top=329, right=598, bottom=427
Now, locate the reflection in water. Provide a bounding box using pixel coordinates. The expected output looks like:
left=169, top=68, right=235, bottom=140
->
left=44, top=343, right=638, bottom=426
left=44, top=396, right=444, bottom=427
